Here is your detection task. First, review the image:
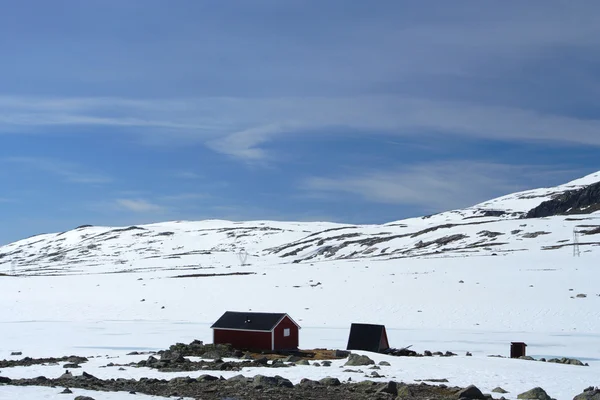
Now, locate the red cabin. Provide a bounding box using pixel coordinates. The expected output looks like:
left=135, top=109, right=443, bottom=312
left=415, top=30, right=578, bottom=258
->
left=211, top=311, right=300, bottom=351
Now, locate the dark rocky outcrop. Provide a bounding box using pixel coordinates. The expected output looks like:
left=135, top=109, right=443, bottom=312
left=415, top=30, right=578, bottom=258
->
left=0, top=356, right=88, bottom=369
left=456, top=384, right=486, bottom=399
left=1, top=374, right=483, bottom=400
left=574, top=387, right=600, bottom=400
left=344, top=354, right=375, bottom=366
left=517, top=387, right=554, bottom=400
left=525, top=182, right=600, bottom=218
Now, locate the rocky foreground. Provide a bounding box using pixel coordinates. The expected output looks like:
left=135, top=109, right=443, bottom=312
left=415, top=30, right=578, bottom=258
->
left=1, top=342, right=598, bottom=399
left=2, top=373, right=599, bottom=400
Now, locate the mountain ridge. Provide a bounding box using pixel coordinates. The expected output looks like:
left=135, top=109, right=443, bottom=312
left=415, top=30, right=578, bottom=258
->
left=1, top=170, right=599, bottom=276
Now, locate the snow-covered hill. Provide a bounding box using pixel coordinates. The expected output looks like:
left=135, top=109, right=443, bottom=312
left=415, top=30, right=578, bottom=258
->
left=1, top=171, right=599, bottom=276
left=1, top=171, right=600, bottom=400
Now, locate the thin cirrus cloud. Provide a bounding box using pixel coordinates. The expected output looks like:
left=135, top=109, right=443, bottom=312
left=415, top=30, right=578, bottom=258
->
left=2, top=96, right=600, bottom=163
left=114, top=199, right=166, bottom=213
left=4, top=157, right=112, bottom=184
left=302, top=162, right=581, bottom=212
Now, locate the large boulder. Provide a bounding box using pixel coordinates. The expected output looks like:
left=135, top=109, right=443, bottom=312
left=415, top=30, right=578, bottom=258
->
left=517, top=387, right=553, bottom=400
left=456, top=385, right=486, bottom=400
left=319, top=377, right=341, bottom=386
left=345, top=353, right=375, bottom=366
left=253, top=375, right=293, bottom=388
left=574, top=387, right=600, bottom=400
left=376, top=381, right=398, bottom=396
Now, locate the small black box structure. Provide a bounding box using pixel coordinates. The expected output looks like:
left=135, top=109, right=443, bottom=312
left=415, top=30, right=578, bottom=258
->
left=510, top=342, right=527, bottom=358
left=346, top=323, right=390, bottom=353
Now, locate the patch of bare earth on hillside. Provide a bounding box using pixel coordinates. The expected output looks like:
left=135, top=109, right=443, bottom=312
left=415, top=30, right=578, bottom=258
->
left=171, top=272, right=256, bottom=278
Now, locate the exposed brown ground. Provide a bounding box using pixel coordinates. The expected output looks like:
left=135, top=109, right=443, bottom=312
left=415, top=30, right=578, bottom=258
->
left=246, top=348, right=345, bottom=360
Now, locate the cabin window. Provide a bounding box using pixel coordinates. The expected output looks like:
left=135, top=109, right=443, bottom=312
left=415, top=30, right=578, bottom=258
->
left=283, top=328, right=290, bottom=337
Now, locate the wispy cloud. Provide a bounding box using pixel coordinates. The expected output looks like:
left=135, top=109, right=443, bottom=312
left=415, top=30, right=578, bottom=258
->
left=0, top=3, right=599, bottom=163
left=171, top=171, right=204, bottom=180
left=4, top=157, right=111, bottom=184
left=2, top=96, right=600, bottom=162
left=160, top=193, right=207, bottom=202
left=302, top=162, right=581, bottom=211
left=114, top=199, right=166, bottom=213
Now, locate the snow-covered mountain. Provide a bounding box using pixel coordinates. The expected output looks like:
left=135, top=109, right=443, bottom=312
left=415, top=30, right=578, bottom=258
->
left=1, top=171, right=599, bottom=276
left=2, top=171, right=600, bottom=400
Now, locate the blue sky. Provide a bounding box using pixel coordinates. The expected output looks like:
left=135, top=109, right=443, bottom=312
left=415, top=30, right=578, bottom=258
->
left=1, top=0, right=599, bottom=244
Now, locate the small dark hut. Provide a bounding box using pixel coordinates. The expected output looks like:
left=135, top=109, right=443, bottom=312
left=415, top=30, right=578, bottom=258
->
left=346, top=323, right=390, bottom=353
left=510, top=342, right=527, bottom=358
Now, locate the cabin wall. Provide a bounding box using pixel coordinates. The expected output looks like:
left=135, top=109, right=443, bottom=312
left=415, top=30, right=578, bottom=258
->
left=273, top=316, right=299, bottom=350
left=213, top=329, right=272, bottom=351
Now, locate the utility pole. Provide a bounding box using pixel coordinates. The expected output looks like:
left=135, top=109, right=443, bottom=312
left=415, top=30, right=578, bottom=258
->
left=573, top=228, right=581, bottom=257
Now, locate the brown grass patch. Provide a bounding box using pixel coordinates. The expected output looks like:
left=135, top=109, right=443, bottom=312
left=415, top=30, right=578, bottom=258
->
left=246, top=348, right=345, bottom=360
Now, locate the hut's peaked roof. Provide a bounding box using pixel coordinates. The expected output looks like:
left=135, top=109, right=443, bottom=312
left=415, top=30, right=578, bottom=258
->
left=347, top=323, right=389, bottom=353
left=211, top=311, right=297, bottom=332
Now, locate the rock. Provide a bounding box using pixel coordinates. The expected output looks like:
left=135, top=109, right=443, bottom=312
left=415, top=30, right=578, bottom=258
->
left=334, top=349, right=350, bottom=358
left=546, top=357, right=586, bottom=366
left=59, top=371, right=73, bottom=379
left=10, top=352, right=22, bottom=356
left=519, top=356, right=535, bottom=361
left=160, top=350, right=186, bottom=363
left=345, top=353, right=375, bottom=366
left=376, top=381, right=398, bottom=395
left=517, top=387, right=552, bottom=400
left=456, top=385, right=486, bottom=400
left=63, top=363, right=80, bottom=369
left=197, top=374, right=219, bottom=382
left=369, top=365, right=381, bottom=370
left=313, top=362, right=321, bottom=367
left=66, top=356, right=88, bottom=364
left=573, top=387, right=600, bottom=400
left=74, top=397, right=96, bottom=400
left=319, top=377, right=341, bottom=386
left=296, top=359, right=310, bottom=366
left=370, top=371, right=382, bottom=378
left=60, top=388, right=73, bottom=394
left=81, top=372, right=98, bottom=380
left=254, top=356, right=269, bottom=365
left=379, top=361, right=391, bottom=366
left=252, top=375, right=293, bottom=388
left=321, top=360, right=332, bottom=367
left=493, top=387, right=509, bottom=393
left=201, top=350, right=222, bottom=360
left=283, top=355, right=300, bottom=362
left=424, top=350, right=433, bottom=356
left=526, top=181, right=600, bottom=218
left=227, top=374, right=249, bottom=384
left=299, top=378, right=321, bottom=386
left=0, top=376, right=12, bottom=384
left=396, top=384, right=414, bottom=399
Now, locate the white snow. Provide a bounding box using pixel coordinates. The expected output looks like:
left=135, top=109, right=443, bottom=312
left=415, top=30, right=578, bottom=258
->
left=1, top=172, right=599, bottom=399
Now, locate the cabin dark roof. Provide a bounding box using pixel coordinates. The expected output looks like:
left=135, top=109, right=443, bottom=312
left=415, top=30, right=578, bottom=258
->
left=346, top=323, right=388, bottom=353
left=210, top=311, right=288, bottom=331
